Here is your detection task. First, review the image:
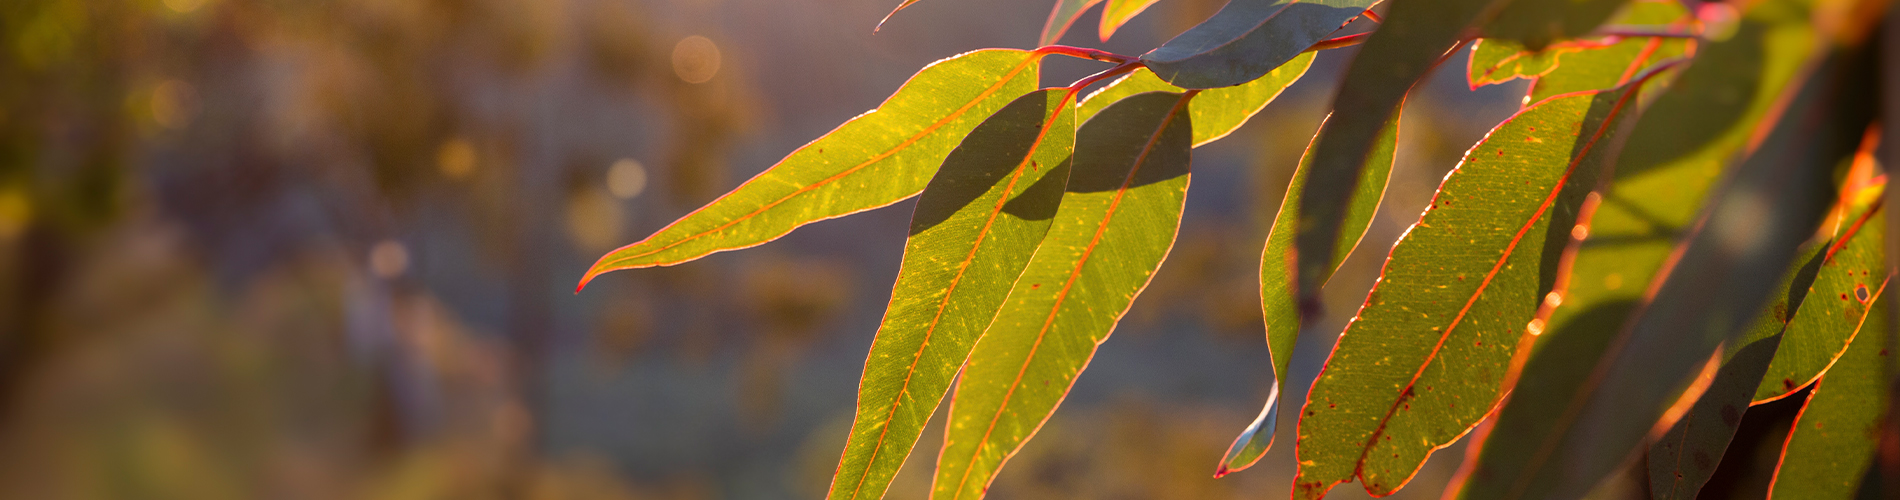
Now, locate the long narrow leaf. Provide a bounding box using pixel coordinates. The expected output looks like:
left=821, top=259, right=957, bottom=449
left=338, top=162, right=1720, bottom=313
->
left=1041, top=0, right=1106, bottom=45
left=1139, top=0, right=1378, bottom=89
left=1645, top=242, right=1829, bottom=500
left=1481, top=0, right=1632, bottom=51
left=578, top=50, right=1042, bottom=288
left=1768, top=284, right=1891, bottom=499
left=1294, top=82, right=1641, bottom=499
left=1078, top=53, right=1314, bottom=147
left=1451, top=1, right=1824, bottom=495
left=932, top=91, right=1194, bottom=500
left=1466, top=38, right=1878, bottom=500
left=1221, top=106, right=1401, bottom=477
left=829, top=89, right=1077, bottom=500
left=1099, top=0, right=1163, bottom=41
left=1756, top=193, right=1888, bottom=402
left=1292, top=0, right=1511, bottom=335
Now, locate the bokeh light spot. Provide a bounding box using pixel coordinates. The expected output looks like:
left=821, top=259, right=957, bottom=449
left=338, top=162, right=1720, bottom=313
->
left=437, top=138, right=477, bottom=179
left=607, top=158, right=647, bottom=199
left=163, top=0, right=209, bottom=14
left=0, top=189, right=31, bottom=241
left=150, top=80, right=199, bottom=130
left=566, top=190, right=625, bottom=251
left=370, top=240, right=410, bottom=278
left=671, top=35, right=721, bottom=84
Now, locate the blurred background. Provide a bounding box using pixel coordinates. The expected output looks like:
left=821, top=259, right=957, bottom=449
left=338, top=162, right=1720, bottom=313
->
left=0, top=0, right=1530, bottom=497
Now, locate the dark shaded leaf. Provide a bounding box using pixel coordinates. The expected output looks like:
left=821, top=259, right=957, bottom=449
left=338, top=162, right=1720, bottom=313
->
left=1139, top=0, right=1378, bottom=89
left=579, top=50, right=1042, bottom=288
left=1292, top=0, right=1512, bottom=331
left=1220, top=106, right=1400, bottom=477
left=931, top=91, right=1193, bottom=500
left=1459, top=36, right=1878, bottom=500
left=829, top=89, right=1077, bottom=500
left=1295, top=83, right=1640, bottom=499
left=1481, top=0, right=1631, bottom=51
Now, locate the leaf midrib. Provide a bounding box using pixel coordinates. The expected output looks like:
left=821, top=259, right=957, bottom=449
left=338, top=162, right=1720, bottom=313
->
left=580, top=54, right=1042, bottom=287
left=945, top=94, right=1191, bottom=500
left=836, top=90, right=1075, bottom=500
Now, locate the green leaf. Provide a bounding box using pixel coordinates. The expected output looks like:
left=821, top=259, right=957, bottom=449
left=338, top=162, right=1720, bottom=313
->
left=1294, top=83, right=1640, bottom=499
left=1099, top=0, right=1162, bottom=41
left=931, top=91, right=1193, bottom=500
left=1465, top=38, right=1600, bottom=88
left=1139, top=0, right=1377, bottom=89
left=1453, top=2, right=1823, bottom=495
left=1645, top=243, right=1828, bottom=500
left=1457, top=37, right=1879, bottom=500
left=1768, top=285, right=1891, bottom=500
left=1755, top=192, right=1888, bottom=402
left=1220, top=106, right=1400, bottom=477
left=578, top=50, right=1042, bottom=289
left=1293, top=0, right=1512, bottom=332
left=1078, top=52, right=1314, bottom=147
left=1481, top=0, right=1631, bottom=51
left=1466, top=0, right=1690, bottom=100
left=1040, top=0, right=1106, bottom=45
left=828, top=89, right=1077, bottom=500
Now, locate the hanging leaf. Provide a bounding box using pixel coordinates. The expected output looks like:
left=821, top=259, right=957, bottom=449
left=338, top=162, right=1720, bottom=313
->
left=1293, top=0, right=1511, bottom=333
left=1456, top=38, right=1879, bottom=500
left=1139, top=0, right=1377, bottom=89
left=1221, top=105, right=1401, bottom=477
left=578, top=50, right=1042, bottom=289
left=1078, top=52, right=1314, bottom=146
left=1465, top=0, right=1690, bottom=100
left=1465, top=38, right=1610, bottom=89
left=829, top=89, right=1077, bottom=500
left=1645, top=242, right=1828, bottom=500
left=931, top=91, right=1193, bottom=500
left=1755, top=192, right=1887, bottom=402
left=1767, top=286, right=1891, bottom=499
left=1480, top=0, right=1632, bottom=51
left=1294, top=82, right=1641, bottom=499
left=1099, top=0, right=1163, bottom=41
left=1040, top=0, right=1107, bottom=45
left=1450, top=2, right=1823, bottom=495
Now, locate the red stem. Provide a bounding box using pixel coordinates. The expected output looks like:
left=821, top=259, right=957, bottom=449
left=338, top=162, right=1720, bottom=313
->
left=1035, top=45, right=1135, bottom=64
left=1066, top=61, right=1144, bottom=91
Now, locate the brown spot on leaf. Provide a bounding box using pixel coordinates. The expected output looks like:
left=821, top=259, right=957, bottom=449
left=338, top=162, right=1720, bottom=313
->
left=1855, top=284, right=1870, bottom=303
left=1720, top=405, right=1740, bottom=427
left=1783, top=378, right=1797, bottom=390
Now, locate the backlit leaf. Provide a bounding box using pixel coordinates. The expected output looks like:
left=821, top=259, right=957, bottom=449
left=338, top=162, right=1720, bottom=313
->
left=1099, top=0, right=1163, bottom=41
left=1294, top=83, right=1641, bottom=499
left=1465, top=0, right=1690, bottom=100
left=829, top=89, right=1076, bottom=500
left=1139, top=0, right=1377, bottom=89
left=578, top=50, right=1041, bottom=289
left=1460, top=38, right=1878, bottom=500
left=1465, top=38, right=1608, bottom=89
left=1078, top=52, right=1314, bottom=146
left=1293, top=0, right=1512, bottom=333
left=1220, top=106, right=1400, bottom=476
left=932, top=91, right=1193, bottom=500
left=1767, top=287, right=1891, bottom=499
left=1040, top=0, right=1107, bottom=46
left=1755, top=191, right=1887, bottom=402
left=1645, top=243, right=1827, bottom=500
left=1450, top=1, right=1824, bottom=495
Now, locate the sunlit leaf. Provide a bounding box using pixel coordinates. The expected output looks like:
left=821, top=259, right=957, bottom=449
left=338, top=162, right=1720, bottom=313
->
left=1466, top=0, right=1690, bottom=100
left=1767, top=287, right=1891, bottom=500
left=1099, top=0, right=1163, bottom=41
left=1755, top=190, right=1887, bottom=402
left=1450, top=1, right=1824, bottom=495
left=1294, top=83, right=1641, bottom=499
left=1645, top=243, right=1827, bottom=500
left=1464, top=38, right=1606, bottom=89
left=1078, top=52, right=1314, bottom=146
left=1139, top=0, right=1377, bottom=89
left=1040, top=0, right=1107, bottom=45
left=1293, top=0, right=1512, bottom=334
left=1481, top=0, right=1631, bottom=51
left=578, top=50, right=1041, bottom=289
left=932, top=91, right=1193, bottom=500
left=829, top=89, right=1077, bottom=500
left=1456, top=38, right=1879, bottom=500
left=1220, top=106, right=1400, bottom=477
